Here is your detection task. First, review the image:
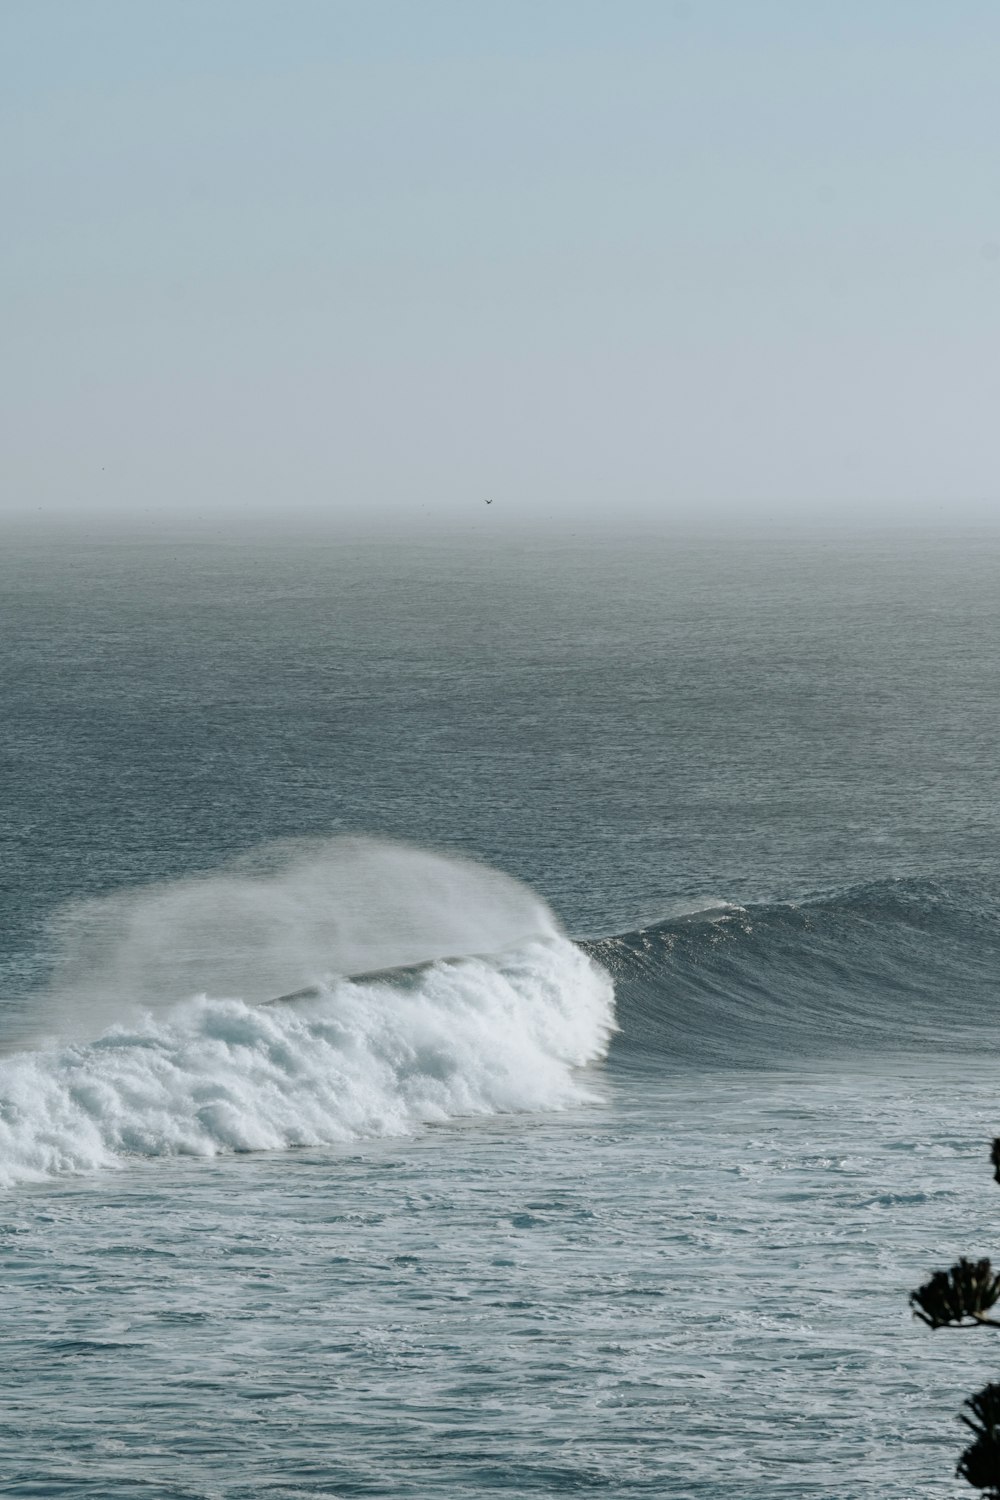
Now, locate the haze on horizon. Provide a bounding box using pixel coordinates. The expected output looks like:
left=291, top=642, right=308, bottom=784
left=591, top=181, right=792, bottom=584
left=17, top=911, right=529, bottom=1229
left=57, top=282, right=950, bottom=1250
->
left=2, top=0, right=998, bottom=534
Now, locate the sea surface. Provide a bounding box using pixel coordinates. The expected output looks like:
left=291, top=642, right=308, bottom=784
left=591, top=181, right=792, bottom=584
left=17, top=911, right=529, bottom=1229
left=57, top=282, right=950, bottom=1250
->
left=3, top=527, right=1000, bottom=1498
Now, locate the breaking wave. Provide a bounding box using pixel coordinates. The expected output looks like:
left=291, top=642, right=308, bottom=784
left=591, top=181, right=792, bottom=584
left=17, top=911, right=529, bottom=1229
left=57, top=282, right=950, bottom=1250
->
left=7, top=851, right=1000, bottom=1188
left=0, top=937, right=613, bottom=1188
left=0, top=840, right=615, bottom=1187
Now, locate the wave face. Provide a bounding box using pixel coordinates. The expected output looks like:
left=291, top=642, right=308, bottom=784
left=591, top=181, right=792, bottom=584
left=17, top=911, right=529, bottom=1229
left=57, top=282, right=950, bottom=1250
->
left=590, top=877, right=1000, bottom=1068
left=0, top=937, right=614, bottom=1188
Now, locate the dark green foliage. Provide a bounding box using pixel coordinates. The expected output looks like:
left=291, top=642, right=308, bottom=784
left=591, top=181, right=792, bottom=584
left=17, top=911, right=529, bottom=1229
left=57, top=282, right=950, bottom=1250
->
left=910, top=1140, right=1000, bottom=1496
left=958, top=1385, right=1000, bottom=1497
left=911, top=1258, right=1000, bottom=1329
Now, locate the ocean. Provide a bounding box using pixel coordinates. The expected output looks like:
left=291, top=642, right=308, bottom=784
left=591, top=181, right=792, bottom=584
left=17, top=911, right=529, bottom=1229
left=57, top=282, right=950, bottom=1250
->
left=2, top=527, right=999, bottom=1498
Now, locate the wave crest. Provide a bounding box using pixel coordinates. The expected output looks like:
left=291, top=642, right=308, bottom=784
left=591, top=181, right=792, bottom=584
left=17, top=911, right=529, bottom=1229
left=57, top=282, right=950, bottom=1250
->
left=591, top=876, right=1000, bottom=1067
left=0, top=937, right=615, bottom=1187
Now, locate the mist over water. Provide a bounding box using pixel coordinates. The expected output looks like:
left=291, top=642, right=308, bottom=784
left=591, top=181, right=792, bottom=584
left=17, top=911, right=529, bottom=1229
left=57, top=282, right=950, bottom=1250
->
left=0, top=838, right=613, bottom=1187
left=31, top=836, right=560, bottom=1045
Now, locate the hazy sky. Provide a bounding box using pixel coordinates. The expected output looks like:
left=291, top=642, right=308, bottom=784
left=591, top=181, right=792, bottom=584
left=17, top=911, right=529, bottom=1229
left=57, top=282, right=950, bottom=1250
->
left=2, top=1, right=998, bottom=529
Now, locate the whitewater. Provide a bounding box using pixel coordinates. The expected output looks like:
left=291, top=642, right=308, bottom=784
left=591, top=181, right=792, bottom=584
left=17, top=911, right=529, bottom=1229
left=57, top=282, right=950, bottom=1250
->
left=4, top=531, right=1000, bottom=1499
left=0, top=939, right=612, bottom=1187
left=0, top=840, right=614, bottom=1186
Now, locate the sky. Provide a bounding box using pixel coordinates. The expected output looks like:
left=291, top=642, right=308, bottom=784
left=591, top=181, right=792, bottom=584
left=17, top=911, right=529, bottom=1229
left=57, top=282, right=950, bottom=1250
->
left=2, top=0, right=999, bottom=531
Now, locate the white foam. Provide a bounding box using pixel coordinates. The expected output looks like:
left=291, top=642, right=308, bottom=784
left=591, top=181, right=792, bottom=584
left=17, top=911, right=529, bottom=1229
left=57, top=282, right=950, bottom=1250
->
left=0, top=937, right=615, bottom=1187
left=33, top=836, right=563, bottom=1043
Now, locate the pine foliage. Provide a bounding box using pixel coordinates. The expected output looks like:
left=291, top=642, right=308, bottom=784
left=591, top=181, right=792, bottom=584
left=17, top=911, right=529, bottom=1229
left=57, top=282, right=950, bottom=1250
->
left=911, top=1139, right=1000, bottom=1495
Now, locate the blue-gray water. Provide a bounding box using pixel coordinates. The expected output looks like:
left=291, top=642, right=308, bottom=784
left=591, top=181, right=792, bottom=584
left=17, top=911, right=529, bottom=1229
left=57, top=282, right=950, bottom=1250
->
left=2, top=529, right=1000, bottom=1497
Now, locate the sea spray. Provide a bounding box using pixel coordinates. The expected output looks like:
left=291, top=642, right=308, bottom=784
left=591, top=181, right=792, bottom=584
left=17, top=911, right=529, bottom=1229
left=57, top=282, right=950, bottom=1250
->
left=0, top=937, right=614, bottom=1187
left=27, top=836, right=565, bottom=1046
left=0, top=839, right=615, bottom=1186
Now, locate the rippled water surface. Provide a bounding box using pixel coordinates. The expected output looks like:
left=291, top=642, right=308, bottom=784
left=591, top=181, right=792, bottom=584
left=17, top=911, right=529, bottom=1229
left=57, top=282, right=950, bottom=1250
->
left=4, top=1060, right=1000, bottom=1498
left=3, top=532, right=1000, bottom=1497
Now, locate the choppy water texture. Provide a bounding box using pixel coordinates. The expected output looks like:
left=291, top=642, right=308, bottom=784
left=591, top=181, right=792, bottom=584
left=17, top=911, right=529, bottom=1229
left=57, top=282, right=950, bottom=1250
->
left=3, top=530, right=1000, bottom=1498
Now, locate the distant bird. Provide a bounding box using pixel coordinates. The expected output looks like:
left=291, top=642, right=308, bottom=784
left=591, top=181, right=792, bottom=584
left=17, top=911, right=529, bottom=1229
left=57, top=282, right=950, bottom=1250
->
left=485, top=498, right=493, bottom=505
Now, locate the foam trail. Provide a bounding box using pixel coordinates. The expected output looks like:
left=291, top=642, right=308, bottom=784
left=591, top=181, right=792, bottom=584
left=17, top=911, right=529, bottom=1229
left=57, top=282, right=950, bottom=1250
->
left=0, top=937, right=614, bottom=1187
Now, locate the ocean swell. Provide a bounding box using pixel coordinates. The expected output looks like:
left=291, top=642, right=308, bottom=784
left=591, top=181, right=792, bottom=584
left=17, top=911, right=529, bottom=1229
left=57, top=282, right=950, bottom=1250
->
left=593, top=876, right=1000, bottom=1068
left=9, top=860, right=999, bottom=1186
